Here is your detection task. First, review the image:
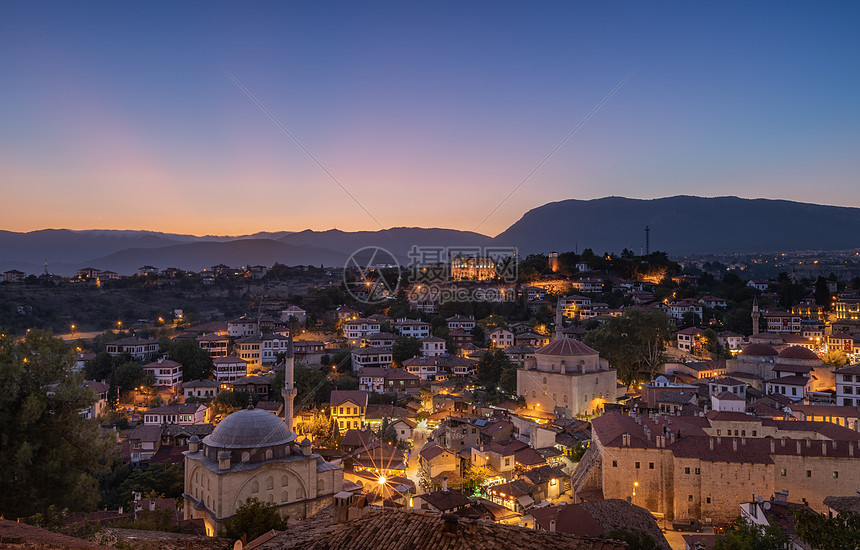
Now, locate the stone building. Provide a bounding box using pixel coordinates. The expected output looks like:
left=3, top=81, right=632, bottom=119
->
left=574, top=411, right=860, bottom=524
left=517, top=338, right=617, bottom=417
left=183, top=334, right=343, bottom=536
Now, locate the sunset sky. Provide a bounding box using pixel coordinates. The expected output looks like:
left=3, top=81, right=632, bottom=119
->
left=2, top=2, right=859, bottom=237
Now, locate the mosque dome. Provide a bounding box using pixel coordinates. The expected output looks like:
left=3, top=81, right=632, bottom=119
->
left=203, top=407, right=295, bottom=449
left=740, top=343, right=778, bottom=357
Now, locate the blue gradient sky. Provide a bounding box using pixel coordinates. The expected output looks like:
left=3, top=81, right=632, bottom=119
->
left=2, top=1, right=859, bottom=236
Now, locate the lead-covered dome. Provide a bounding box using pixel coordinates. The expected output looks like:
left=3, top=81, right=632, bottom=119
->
left=741, top=343, right=778, bottom=356
left=203, top=407, right=296, bottom=449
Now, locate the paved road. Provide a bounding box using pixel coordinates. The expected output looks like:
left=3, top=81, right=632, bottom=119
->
left=405, top=420, right=432, bottom=496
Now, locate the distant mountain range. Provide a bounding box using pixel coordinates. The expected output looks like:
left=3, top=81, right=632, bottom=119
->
left=3, top=196, right=860, bottom=275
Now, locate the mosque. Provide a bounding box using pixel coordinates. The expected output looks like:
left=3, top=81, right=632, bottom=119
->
left=183, top=336, right=343, bottom=536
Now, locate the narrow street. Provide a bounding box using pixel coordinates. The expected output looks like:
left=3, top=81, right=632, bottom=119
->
left=404, top=420, right=431, bottom=496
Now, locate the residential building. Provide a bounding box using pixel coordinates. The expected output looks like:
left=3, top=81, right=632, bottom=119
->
left=487, top=327, right=514, bottom=349
left=213, top=354, right=248, bottom=383
left=81, top=380, right=109, bottom=419
left=197, top=333, right=229, bottom=359
left=360, top=332, right=397, bottom=350
left=183, top=379, right=220, bottom=400
left=227, top=317, right=260, bottom=338
left=418, top=445, right=460, bottom=487
left=226, top=374, right=275, bottom=398
left=402, top=355, right=477, bottom=381
left=3, top=269, right=26, bottom=283
left=343, top=318, right=382, bottom=345
left=143, top=403, right=206, bottom=425
left=330, top=390, right=369, bottom=432
left=835, top=364, right=860, bottom=407
left=446, top=315, right=476, bottom=331
left=764, top=311, right=802, bottom=334
left=420, top=335, right=447, bottom=357
left=350, top=347, right=393, bottom=371
left=676, top=327, right=704, bottom=353
left=106, top=336, right=160, bottom=361
left=392, top=319, right=430, bottom=339
left=142, top=357, right=183, bottom=389
left=391, top=419, right=416, bottom=444
left=357, top=367, right=420, bottom=395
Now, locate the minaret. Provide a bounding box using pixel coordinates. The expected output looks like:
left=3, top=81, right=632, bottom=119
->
left=751, top=296, right=760, bottom=337
left=281, top=326, right=298, bottom=433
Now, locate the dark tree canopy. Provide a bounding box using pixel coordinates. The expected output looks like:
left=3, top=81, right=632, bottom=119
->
left=391, top=336, right=420, bottom=367
left=166, top=337, right=213, bottom=381
left=583, top=309, right=671, bottom=387
left=223, top=497, right=289, bottom=542
left=0, top=331, right=114, bottom=517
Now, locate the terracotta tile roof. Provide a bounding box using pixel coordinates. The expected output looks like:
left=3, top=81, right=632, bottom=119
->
left=514, top=447, right=547, bottom=467
left=330, top=390, right=369, bottom=408
left=529, top=504, right=603, bottom=537
left=419, top=489, right=471, bottom=511
left=420, top=444, right=453, bottom=462
left=521, top=464, right=567, bottom=485
left=823, top=495, right=860, bottom=514
left=0, top=518, right=114, bottom=549
left=579, top=499, right=670, bottom=549
left=260, top=508, right=625, bottom=550
left=713, top=391, right=745, bottom=401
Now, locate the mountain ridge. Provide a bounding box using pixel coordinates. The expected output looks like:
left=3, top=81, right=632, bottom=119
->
left=4, top=196, right=860, bottom=275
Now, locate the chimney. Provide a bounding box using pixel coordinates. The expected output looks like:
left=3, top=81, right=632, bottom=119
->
left=716, top=436, right=721, bottom=445
left=850, top=442, right=855, bottom=457
left=781, top=438, right=786, bottom=447
left=334, top=492, right=351, bottom=523
left=796, top=441, right=802, bottom=455
left=741, top=437, right=746, bottom=446
left=709, top=438, right=714, bottom=451
left=822, top=441, right=827, bottom=456
left=442, top=476, right=448, bottom=492
left=770, top=439, right=775, bottom=453
left=549, top=519, right=557, bottom=533
left=442, top=513, right=458, bottom=535
left=733, top=438, right=738, bottom=452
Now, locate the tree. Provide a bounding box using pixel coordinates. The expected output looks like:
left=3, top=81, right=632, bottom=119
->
left=792, top=509, right=860, bottom=550
left=391, top=336, right=420, bottom=367
left=167, top=338, right=213, bottom=381
left=604, top=528, right=660, bottom=550
left=223, top=497, right=289, bottom=542
left=476, top=350, right=513, bottom=391
left=814, top=276, right=832, bottom=309
left=584, top=309, right=671, bottom=387
left=713, top=516, right=788, bottom=550
left=462, top=465, right=491, bottom=494
left=822, top=350, right=848, bottom=369
left=0, top=331, right=114, bottom=517
left=115, top=360, right=152, bottom=396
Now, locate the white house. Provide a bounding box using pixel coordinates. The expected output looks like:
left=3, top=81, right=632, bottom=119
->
left=143, top=403, right=207, bottom=425
left=343, top=318, right=382, bottom=345
left=213, top=354, right=248, bottom=383
left=143, top=357, right=183, bottom=389
left=487, top=327, right=514, bottom=349
left=392, top=319, right=431, bottom=339
left=183, top=379, right=220, bottom=400
left=420, top=336, right=447, bottom=357
left=835, top=364, right=860, bottom=407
